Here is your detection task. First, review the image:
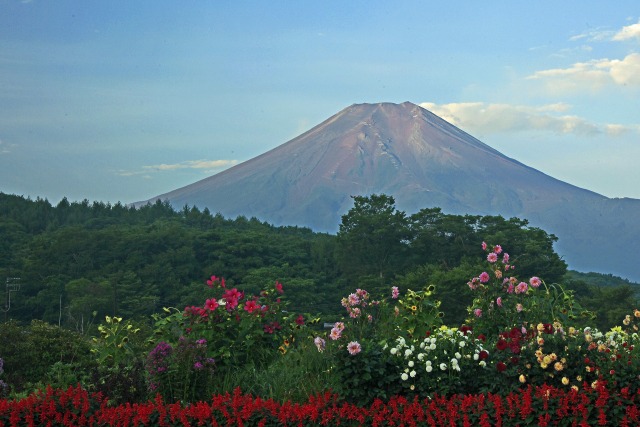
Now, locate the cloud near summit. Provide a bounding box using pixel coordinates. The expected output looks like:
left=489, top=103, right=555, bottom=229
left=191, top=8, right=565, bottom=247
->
left=419, top=102, right=636, bottom=137
left=117, top=159, right=238, bottom=177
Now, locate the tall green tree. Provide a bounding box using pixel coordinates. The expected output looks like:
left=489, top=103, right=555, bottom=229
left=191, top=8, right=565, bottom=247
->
left=337, top=194, right=411, bottom=286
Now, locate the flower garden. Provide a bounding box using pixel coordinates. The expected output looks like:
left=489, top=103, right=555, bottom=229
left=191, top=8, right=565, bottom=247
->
left=1, top=243, right=640, bottom=426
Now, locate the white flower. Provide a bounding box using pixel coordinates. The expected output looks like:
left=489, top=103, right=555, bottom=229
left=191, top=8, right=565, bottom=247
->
left=390, top=347, right=398, bottom=355
left=429, top=343, right=436, bottom=350
left=426, top=360, right=432, bottom=366
left=408, top=360, right=415, bottom=368
left=426, top=365, right=433, bottom=373
left=410, top=370, right=416, bottom=378
left=451, top=358, right=459, bottom=366
left=473, top=353, right=479, bottom=361
left=404, top=349, right=413, bottom=357
left=459, top=341, right=466, bottom=348
left=479, top=361, right=486, bottom=367
left=417, top=353, right=425, bottom=361
left=440, top=363, right=447, bottom=371
left=453, top=364, right=461, bottom=372
left=455, top=352, right=462, bottom=359
left=401, top=373, right=409, bottom=381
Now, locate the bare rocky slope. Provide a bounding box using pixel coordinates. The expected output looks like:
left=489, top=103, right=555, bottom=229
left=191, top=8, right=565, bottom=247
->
left=136, top=102, right=640, bottom=281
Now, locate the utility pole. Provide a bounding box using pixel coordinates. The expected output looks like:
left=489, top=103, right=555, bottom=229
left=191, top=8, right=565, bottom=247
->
left=3, top=277, right=20, bottom=322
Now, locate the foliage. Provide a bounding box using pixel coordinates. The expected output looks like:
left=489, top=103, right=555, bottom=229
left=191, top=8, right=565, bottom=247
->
left=89, top=316, right=148, bottom=405
left=317, top=284, right=444, bottom=405
left=337, top=194, right=412, bottom=284
left=466, top=242, right=591, bottom=336
left=0, top=320, right=94, bottom=395
left=0, top=358, right=7, bottom=398
left=146, top=276, right=313, bottom=402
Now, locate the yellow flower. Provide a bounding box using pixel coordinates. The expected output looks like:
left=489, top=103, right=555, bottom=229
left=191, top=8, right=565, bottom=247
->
left=537, top=337, right=545, bottom=345
left=585, top=334, right=592, bottom=343
left=411, top=305, right=417, bottom=312
left=537, top=323, right=545, bottom=333
left=554, top=362, right=564, bottom=372
left=562, top=377, right=569, bottom=385
left=519, top=374, right=526, bottom=383
left=591, top=380, right=598, bottom=389
left=540, top=362, right=548, bottom=369
left=586, top=366, right=591, bottom=373
left=572, top=385, right=579, bottom=392
left=634, top=309, right=640, bottom=318
left=549, top=353, right=557, bottom=361
left=278, top=346, right=287, bottom=355
left=568, top=327, right=576, bottom=335
left=543, top=355, right=552, bottom=365
left=576, top=375, right=582, bottom=381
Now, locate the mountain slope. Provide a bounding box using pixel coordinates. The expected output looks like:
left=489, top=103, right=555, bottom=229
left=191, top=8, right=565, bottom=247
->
left=137, top=102, right=640, bottom=281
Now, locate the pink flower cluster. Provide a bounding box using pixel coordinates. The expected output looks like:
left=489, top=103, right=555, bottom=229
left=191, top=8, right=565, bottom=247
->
left=329, top=322, right=345, bottom=340
left=469, top=243, right=546, bottom=318
left=341, top=288, right=373, bottom=319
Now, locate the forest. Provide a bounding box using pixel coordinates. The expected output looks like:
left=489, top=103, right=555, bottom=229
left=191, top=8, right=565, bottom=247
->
left=1, top=192, right=637, bottom=332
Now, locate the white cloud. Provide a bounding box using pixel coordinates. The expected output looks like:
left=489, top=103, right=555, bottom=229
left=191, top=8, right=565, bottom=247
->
left=0, top=139, right=14, bottom=154
left=419, top=102, right=636, bottom=137
left=144, top=159, right=238, bottom=171
left=612, top=20, right=640, bottom=42
left=568, top=28, right=615, bottom=43
left=526, top=53, right=640, bottom=92
left=117, top=159, right=238, bottom=177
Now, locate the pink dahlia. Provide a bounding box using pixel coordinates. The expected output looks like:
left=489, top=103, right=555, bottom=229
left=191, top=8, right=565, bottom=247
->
left=347, top=341, right=362, bottom=355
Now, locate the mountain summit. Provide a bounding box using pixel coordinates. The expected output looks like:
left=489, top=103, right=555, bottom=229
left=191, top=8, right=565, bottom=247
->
left=138, top=102, right=640, bottom=281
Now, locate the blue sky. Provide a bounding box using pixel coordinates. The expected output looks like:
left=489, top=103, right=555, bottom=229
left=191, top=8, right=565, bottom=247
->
left=1, top=1, right=639, bottom=205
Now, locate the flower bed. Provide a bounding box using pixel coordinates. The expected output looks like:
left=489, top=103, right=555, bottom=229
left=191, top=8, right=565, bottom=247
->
left=1, top=383, right=640, bottom=426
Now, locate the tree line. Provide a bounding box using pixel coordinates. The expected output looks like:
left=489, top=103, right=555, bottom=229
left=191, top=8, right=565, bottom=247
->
left=0, top=192, right=636, bottom=331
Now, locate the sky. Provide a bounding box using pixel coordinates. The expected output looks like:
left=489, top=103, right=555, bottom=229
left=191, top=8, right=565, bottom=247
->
left=1, top=1, right=639, bottom=206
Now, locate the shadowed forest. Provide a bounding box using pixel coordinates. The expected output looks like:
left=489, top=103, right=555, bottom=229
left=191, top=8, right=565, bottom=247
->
left=1, top=192, right=636, bottom=332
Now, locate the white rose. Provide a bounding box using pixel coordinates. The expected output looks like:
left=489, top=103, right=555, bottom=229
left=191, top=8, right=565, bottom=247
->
left=440, top=363, right=447, bottom=371
left=401, top=373, right=409, bottom=381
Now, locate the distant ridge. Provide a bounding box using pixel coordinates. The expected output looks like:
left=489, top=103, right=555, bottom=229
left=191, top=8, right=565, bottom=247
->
left=136, top=102, right=640, bottom=281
